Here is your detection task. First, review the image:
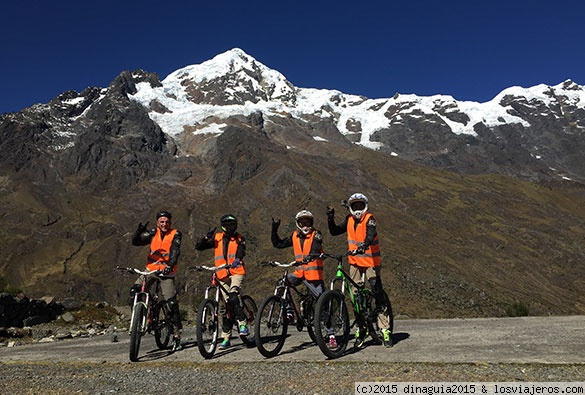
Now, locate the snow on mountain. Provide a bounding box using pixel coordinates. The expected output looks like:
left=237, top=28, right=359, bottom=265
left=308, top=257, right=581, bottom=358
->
left=129, top=48, right=584, bottom=154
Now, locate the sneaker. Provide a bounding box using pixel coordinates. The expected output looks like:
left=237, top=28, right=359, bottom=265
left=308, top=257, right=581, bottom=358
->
left=239, top=324, right=249, bottom=336
left=172, top=336, right=182, bottom=351
left=355, top=328, right=368, bottom=348
left=218, top=339, right=231, bottom=349
left=381, top=329, right=393, bottom=348
left=327, top=335, right=337, bottom=349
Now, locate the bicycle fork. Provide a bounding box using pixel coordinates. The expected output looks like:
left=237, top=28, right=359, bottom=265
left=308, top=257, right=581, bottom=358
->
left=130, top=292, right=150, bottom=334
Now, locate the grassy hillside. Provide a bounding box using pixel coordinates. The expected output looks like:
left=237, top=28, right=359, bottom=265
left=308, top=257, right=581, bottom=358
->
left=2, top=141, right=585, bottom=319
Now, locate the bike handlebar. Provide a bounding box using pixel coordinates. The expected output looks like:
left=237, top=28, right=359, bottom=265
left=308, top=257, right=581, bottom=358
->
left=116, top=266, right=162, bottom=276
left=260, top=260, right=302, bottom=268
left=261, top=251, right=353, bottom=267
left=192, top=264, right=230, bottom=272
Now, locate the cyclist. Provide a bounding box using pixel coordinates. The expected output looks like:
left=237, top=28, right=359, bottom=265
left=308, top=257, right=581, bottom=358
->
left=131, top=210, right=183, bottom=351
left=327, top=193, right=393, bottom=348
left=271, top=210, right=327, bottom=326
left=195, top=214, right=248, bottom=349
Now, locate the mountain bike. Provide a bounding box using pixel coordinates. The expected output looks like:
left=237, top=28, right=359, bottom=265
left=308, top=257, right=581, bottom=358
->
left=313, top=252, right=394, bottom=359
left=254, top=260, right=319, bottom=358
left=117, top=266, right=174, bottom=362
left=194, top=264, right=257, bottom=359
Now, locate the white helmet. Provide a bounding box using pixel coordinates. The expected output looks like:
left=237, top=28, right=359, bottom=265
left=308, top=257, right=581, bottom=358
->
left=348, top=193, right=368, bottom=220
left=295, top=210, right=314, bottom=235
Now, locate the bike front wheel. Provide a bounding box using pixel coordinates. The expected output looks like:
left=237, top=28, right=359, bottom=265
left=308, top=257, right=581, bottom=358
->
left=153, top=301, right=172, bottom=349
left=129, top=303, right=146, bottom=362
left=196, top=298, right=219, bottom=359
left=240, top=295, right=257, bottom=347
left=254, top=295, right=288, bottom=358
left=314, top=290, right=350, bottom=359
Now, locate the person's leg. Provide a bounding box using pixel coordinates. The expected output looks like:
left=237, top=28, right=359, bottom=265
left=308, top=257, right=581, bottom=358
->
left=218, top=278, right=233, bottom=346
left=227, top=275, right=248, bottom=333
left=366, top=266, right=392, bottom=347
left=159, top=277, right=182, bottom=349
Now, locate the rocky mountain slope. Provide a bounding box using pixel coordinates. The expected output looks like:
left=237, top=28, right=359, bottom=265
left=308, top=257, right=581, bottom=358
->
left=1, top=48, right=585, bottom=319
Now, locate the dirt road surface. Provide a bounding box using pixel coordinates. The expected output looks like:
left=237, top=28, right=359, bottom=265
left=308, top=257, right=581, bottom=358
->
left=2, top=315, right=584, bottom=364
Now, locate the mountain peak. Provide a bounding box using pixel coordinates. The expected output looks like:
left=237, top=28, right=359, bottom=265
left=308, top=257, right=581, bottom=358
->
left=150, top=47, right=295, bottom=109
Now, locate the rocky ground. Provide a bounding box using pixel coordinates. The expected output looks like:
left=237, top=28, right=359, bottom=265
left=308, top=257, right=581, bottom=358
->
left=2, top=314, right=585, bottom=395
left=1, top=360, right=585, bottom=395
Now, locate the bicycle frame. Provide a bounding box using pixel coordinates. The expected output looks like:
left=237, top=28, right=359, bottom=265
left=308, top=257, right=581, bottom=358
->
left=264, top=261, right=314, bottom=322
left=203, top=269, right=234, bottom=320
left=127, top=269, right=162, bottom=334
left=321, top=253, right=374, bottom=324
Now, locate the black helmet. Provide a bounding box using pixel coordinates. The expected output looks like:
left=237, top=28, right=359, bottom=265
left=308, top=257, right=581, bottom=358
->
left=220, top=214, right=238, bottom=235
left=156, top=210, right=172, bottom=220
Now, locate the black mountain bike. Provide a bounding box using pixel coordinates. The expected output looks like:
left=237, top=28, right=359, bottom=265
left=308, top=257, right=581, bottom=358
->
left=194, top=264, right=257, bottom=359
left=254, top=260, right=319, bottom=358
left=117, top=266, right=174, bottom=362
left=313, top=253, right=394, bottom=359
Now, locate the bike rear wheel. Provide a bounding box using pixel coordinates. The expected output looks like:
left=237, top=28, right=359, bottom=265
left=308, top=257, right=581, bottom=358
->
left=153, top=301, right=172, bottom=349
left=129, top=303, right=146, bottom=362
left=196, top=299, right=219, bottom=359
left=254, top=295, right=288, bottom=358
left=240, top=295, right=257, bottom=347
left=314, top=290, right=350, bottom=359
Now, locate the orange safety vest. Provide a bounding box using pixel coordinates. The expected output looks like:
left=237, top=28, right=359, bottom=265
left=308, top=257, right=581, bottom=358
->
left=146, top=228, right=178, bottom=275
left=347, top=213, right=381, bottom=268
left=213, top=232, right=246, bottom=280
left=292, top=230, right=324, bottom=281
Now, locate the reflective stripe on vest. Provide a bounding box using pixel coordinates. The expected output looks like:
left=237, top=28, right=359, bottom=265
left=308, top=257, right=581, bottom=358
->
left=146, top=228, right=178, bottom=274
left=292, top=230, right=324, bottom=281
left=213, top=232, right=245, bottom=280
left=347, top=213, right=381, bottom=267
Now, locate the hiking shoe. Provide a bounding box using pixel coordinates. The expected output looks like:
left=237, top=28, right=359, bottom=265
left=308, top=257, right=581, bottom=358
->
left=355, top=329, right=368, bottom=348
left=239, top=324, right=249, bottom=336
left=327, top=335, right=338, bottom=349
left=381, top=329, right=393, bottom=348
left=219, top=339, right=231, bottom=349
left=172, top=336, right=182, bottom=351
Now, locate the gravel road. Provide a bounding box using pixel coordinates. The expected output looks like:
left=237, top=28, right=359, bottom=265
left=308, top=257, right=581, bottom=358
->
left=1, top=316, right=585, bottom=394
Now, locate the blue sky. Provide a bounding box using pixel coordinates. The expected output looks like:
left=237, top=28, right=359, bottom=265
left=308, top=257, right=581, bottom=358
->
left=2, top=0, right=584, bottom=114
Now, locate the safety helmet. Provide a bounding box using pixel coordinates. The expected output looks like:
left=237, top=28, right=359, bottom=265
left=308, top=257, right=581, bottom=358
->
left=295, top=210, right=314, bottom=235
left=220, top=214, right=238, bottom=235
left=156, top=210, right=172, bottom=220
left=348, top=193, right=368, bottom=220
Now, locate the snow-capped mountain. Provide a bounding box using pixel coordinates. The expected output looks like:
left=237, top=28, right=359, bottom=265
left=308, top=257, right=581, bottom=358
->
left=126, top=48, right=585, bottom=183
left=2, top=48, right=585, bottom=317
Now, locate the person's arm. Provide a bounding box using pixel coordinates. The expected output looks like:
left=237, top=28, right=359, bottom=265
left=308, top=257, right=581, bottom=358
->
left=362, top=216, right=377, bottom=249
left=168, top=230, right=182, bottom=267
left=309, top=230, right=324, bottom=256
left=236, top=235, right=246, bottom=260
left=271, top=229, right=293, bottom=249
left=195, top=236, right=214, bottom=250
left=132, top=224, right=154, bottom=246
left=328, top=214, right=348, bottom=236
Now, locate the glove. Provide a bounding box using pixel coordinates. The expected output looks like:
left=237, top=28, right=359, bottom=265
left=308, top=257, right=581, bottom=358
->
left=326, top=206, right=335, bottom=219
left=355, top=244, right=366, bottom=255
left=230, top=258, right=241, bottom=269
left=271, top=217, right=281, bottom=231
left=163, top=265, right=172, bottom=275
left=205, top=227, right=216, bottom=240
left=137, top=221, right=149, bottom=233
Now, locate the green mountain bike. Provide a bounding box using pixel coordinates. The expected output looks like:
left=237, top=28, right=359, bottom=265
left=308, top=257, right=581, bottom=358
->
left=313, top=252, right=394, bottom=359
